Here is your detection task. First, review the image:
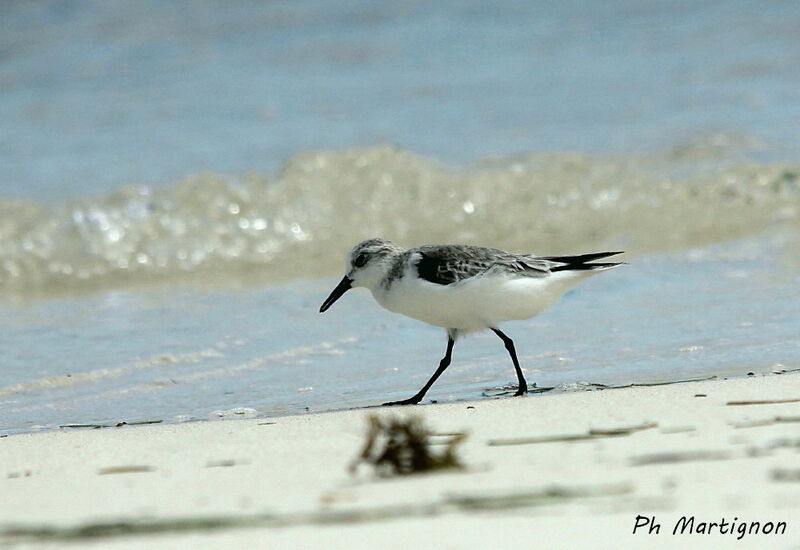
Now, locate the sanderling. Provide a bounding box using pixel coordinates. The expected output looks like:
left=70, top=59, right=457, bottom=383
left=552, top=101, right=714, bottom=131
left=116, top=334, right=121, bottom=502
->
left=320, top=238, right=623, bottom=406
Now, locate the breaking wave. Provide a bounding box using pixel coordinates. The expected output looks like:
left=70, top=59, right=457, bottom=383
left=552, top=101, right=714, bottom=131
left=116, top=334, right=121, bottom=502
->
left=1, top=144, right=798, bottom=296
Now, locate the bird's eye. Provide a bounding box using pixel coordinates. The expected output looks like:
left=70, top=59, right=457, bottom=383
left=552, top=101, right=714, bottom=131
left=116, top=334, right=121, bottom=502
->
left=354, top=253, right=368, bottom=267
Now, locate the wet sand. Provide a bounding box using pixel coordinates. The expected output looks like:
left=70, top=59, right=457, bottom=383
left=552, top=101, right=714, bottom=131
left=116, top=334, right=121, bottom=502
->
left=2, top=373, right=799, bottom=549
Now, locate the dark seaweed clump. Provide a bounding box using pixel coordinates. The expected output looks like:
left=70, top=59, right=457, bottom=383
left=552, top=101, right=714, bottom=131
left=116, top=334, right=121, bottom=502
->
left=350, top=415, right=465, bottom=476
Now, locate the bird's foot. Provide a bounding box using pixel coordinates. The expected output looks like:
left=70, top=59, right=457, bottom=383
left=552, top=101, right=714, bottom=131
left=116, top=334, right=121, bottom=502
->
left=381, top=396, right=422, bottom=406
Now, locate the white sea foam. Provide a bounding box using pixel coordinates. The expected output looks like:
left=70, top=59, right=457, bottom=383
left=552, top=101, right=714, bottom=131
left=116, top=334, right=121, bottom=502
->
left=0, top=146, right=797, bottom=296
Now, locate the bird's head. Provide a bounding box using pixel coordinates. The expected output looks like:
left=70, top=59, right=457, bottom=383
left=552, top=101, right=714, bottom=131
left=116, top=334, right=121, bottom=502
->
left=319, top=238, right=401, bottom=313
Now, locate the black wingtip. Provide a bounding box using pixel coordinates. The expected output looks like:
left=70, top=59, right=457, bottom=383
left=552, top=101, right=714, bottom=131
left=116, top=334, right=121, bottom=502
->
left=545, top=251, right=626, bottom=272
left=541, top=251, right=624, bottom=264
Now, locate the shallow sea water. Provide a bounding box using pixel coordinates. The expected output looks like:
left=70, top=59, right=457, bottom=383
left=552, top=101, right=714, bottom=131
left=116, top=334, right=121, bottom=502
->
left=1, top=1, right=799, bottom=434
left=2, top=0, right=800, bottom=199
left=1, top=231, right=797, bottom=435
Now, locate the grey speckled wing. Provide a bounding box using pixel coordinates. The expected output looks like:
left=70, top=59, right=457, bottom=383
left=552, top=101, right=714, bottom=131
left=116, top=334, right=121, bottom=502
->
left=413, top=245, right=552, bottom=286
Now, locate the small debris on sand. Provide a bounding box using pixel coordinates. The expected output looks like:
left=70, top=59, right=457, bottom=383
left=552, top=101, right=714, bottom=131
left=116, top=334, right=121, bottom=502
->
left=489, top=422, right=657, bottom=446
left=97, top=466, right=155, bottom=475
left=350, top=415, right=465, bottom=476
left=727, top=397, right=800, bottom=406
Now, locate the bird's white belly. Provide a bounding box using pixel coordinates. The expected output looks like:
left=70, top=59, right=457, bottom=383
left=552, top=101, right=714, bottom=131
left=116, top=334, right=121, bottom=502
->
left=373, top=272, right=586, bottom=331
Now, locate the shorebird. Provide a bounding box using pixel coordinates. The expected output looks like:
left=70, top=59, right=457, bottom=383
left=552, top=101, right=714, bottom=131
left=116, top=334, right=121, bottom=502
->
left=319, top=238, right=623, bottom=406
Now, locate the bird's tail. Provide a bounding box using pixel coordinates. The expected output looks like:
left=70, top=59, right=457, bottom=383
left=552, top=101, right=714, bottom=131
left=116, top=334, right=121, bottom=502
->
left=541, top=251, right=625, bottom=272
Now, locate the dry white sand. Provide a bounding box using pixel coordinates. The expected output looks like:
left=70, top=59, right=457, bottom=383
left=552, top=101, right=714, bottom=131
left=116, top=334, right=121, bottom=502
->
left=2, top=374, right=800, bottom=549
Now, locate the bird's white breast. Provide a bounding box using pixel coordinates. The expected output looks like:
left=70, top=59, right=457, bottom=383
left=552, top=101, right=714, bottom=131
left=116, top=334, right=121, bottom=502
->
left=371, top=266, right=592, bottom=332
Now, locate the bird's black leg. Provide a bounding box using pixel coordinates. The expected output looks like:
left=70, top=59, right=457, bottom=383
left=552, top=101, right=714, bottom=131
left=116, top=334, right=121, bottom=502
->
left=383, top=336, right=455, bottom=406
left=491, top=328, right=528, bottom=396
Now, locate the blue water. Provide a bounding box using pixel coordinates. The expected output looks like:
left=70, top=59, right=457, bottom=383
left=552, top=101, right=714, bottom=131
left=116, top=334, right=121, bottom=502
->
left=1, top=233, right=798, bottom=435
left=2, top=0, right=799, bottom=199
left=1, top=1, right=799, bottom=435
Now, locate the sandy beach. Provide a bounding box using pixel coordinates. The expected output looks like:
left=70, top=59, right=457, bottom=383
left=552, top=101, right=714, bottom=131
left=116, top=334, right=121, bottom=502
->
left=2, top=373, right=799, bottom=549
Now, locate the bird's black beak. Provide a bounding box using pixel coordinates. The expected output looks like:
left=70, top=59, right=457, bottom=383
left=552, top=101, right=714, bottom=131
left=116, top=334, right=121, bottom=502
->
left=319, top=276, right=352, bottom=313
